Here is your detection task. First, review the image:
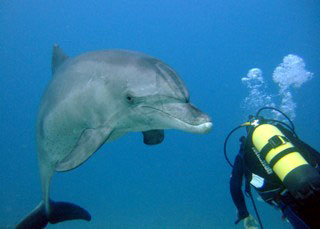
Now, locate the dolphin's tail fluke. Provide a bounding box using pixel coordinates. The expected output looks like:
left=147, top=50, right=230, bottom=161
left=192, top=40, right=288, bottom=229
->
left=16, top=200, right=91, bottom=229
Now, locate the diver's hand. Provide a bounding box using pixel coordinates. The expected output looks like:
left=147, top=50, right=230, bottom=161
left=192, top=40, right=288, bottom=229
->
left=235, top=210, right=249, bottom=224
left=243, top=215, right=258, bottom=229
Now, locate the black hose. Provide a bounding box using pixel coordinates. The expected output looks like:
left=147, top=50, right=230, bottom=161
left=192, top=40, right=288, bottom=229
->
left=265, top=119, right=298, bottom=138
left=248, top=192, right=264, bottom=229
left=255, top=107, right=295, bottom=132
left=223, top=125, right=244, bottom=167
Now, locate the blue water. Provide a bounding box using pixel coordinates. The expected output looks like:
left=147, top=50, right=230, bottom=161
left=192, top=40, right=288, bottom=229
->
left=1, top=1, right=319, bottom=228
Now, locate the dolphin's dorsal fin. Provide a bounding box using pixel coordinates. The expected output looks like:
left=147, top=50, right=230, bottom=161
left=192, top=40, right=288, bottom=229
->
left=52, top=44, right=68, bottom=75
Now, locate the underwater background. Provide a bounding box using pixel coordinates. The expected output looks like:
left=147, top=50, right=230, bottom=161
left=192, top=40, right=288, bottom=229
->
left=1, top=0, right=319, bottom=228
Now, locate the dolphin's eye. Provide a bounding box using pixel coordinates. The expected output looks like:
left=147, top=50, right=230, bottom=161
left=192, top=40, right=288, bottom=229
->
left=126, top=95, right=134, bottom=104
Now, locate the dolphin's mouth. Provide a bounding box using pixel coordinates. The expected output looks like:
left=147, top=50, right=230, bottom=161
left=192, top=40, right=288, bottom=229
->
left=142, top=103, right=212, bottom=134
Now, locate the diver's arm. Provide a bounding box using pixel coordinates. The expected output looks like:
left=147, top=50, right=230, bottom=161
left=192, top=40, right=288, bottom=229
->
left=230, top=154, right=249, bottom=224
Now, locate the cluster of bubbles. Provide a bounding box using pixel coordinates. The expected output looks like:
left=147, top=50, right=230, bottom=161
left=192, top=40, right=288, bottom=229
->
left=241, top=54, right=313, bottom=120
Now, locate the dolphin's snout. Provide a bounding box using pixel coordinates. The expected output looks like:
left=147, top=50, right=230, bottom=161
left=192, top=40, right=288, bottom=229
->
left=196, top=121, right=213, bottom=134
left=188, top=103, right=211, bottom=122
left=192, top=110, right=212, bottom=133
left=196, top=110, right=211, bottom=123
left=157, top=102, right=212, bottom=134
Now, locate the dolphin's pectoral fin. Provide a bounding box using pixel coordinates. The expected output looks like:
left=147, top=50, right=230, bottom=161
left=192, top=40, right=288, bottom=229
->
left=142, top=129, right=165, bottom=145
left=56, top=127, right=112, bottom=172
left=16, top=200, right=91, bottom=229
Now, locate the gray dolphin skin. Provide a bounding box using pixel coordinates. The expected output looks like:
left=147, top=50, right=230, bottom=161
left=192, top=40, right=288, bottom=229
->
left=16, top=45, right=212, bottom=228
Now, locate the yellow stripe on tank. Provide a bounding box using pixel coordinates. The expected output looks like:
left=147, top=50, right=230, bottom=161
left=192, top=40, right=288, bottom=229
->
left=273, top=152, right=308, bottom=181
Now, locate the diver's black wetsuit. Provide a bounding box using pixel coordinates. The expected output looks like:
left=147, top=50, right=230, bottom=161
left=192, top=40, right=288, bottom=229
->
left=230, top=125, right=320, bottom=228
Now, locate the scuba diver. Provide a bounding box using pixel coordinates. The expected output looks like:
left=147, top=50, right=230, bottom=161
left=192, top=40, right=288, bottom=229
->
left=224, top=107, right=320, bottom=229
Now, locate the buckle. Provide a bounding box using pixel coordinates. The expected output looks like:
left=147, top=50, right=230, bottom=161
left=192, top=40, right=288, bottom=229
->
left=268, top=135, right=288, bottom=148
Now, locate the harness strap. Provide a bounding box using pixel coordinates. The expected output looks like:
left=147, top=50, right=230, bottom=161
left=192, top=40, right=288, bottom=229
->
left=260, top=135, right=289, bottom=159
left=269, top=147, right=300, bottom=168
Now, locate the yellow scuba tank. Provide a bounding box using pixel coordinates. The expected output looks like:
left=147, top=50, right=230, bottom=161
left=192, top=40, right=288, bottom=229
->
left=252, top=124, right=307, bottom=181
left=251, top=123, right=320, bottom=199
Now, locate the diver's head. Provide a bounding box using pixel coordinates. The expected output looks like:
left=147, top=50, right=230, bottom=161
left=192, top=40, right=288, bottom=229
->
left=239, top=136, right=246, bottom=144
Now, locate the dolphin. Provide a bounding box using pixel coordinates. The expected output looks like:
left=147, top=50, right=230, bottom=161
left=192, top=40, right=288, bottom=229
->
left=16, top=45, right=212, bottom=228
